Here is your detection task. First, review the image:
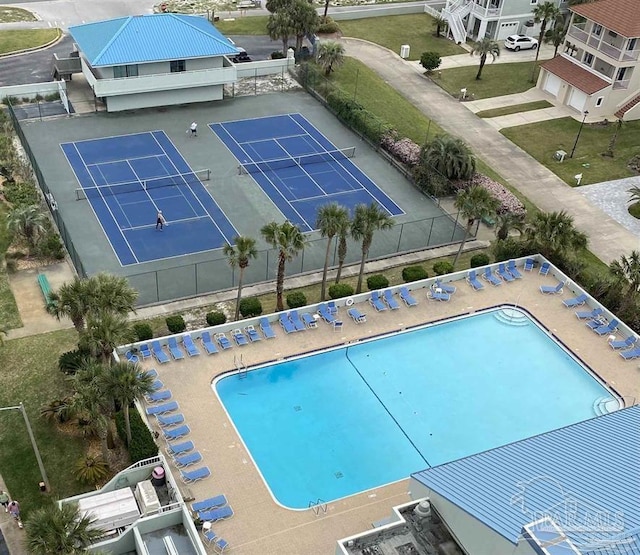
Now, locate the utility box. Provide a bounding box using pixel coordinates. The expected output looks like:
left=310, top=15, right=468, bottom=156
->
left=400, top=44, right=410, bottom=59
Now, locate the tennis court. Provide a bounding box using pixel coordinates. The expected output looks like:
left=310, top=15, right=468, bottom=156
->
left=61, top=131, right=237, bottom=266
left=210, top=113, right=404, bottom=231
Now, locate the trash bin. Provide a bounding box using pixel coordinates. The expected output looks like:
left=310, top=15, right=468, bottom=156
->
left=400, top=44, right=410, bottom=59
left=151, top=466, right=166, bottom=487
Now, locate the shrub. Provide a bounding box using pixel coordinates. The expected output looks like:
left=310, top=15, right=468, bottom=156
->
left=271, top=50, right=286, bottom=59
left=328, top=283, right=354, bottom=299
left=380, top=131, right=421, bottom=167
left=133, top=322, right=153, bottom=341
left=318, top=16, right=340, bottom=34
left=412, top=163, right=453, bottom=198
left=457, top=173, right=526, bottom=216
left=402, top=265, right=428, bottom=283
left=43, top=92, right=60, bottom=102
left=239, top=297, right=262, bottom=318
left=286, top=291, right=307, bottom=309
left=35, top=231, right=65, bottom=260
left=470, top=253, right=491, bottom=267
left=366, top=274, right=389, bottom=290
left=420, top=51, right=441, bottom=72
left=165, top=315, right=186, bottom=333
left=325, top=88, right=391, bottom=145
left=491, top=239, right=528, bottom=263
left=3, top=181, right=40, bottom=207
left=58, top=348, right=89, bottom=375
left=115, top=410, right=158, bottom=463
left=432, top=260, right=454, bottom=275
left=206, top=311, right=227, bottom=326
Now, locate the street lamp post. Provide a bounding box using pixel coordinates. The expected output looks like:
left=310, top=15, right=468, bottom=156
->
left=570, top=110, right=589, bottom=158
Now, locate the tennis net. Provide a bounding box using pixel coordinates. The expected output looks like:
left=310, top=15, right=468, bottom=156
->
left=75, top=169, right=211, bottom=201
left=238, top=147, right=356, bottom=175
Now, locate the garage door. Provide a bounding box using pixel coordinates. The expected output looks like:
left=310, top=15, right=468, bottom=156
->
left=497, top=21, right=518, bottom=40
left=543, top=73, right=562, bottom=97
left=568, top=88, right=587, bottom=111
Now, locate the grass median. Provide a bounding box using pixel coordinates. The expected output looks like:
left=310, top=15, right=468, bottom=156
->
left=476, top=100, right=553, bottom=118
left=0, top=7, right=36, bottom=23
left=0, top=29, right=60, bottom=55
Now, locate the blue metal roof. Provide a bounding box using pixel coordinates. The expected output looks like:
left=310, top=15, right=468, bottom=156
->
left=412, top=406, right=640, bottom=555
left=69, top=14, right=238, bottom=67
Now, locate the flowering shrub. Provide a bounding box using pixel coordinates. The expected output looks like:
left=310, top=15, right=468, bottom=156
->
left=380, top=131, right=421, bottom=167
left=452, top=173, right=526, bottom=216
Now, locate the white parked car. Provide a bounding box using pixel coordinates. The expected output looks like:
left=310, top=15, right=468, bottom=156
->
left=504, top=35, right=538, bottom=51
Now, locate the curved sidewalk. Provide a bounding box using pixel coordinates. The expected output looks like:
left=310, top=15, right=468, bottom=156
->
left=341, top=38, right=638, bottom=263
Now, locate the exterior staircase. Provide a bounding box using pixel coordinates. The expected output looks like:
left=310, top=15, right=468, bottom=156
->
left=614, top=93, right=640, bottom=120
left=442, top=0, right=471, bottom=44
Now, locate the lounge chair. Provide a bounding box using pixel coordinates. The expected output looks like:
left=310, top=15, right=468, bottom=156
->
left=575, top=307, right=603, bottom=320
left=215, top=333, right=232, bottom=350
left=428, top=289, right=450, bottom=302
left=540, top=281, right=564, bottom=294
left=212, top=538, right=229, bottom=553
left=145, top=401, right=178, bottom=415
left=259, top=317, right=276, bottom=339
left=317, top=304, right=337, bottom=324
left=182, top=334, right=200, bottom=356
left=166, top=439, right=193, bottom=456
left=167, top=337, right=185, bottom=360
left=434, top=279, right=456, bottom=294
left=562, top=293, right=588, bottom=308
left=348, top=307, right=367, bottom=323
left=180, top=466, right=210, bottom=484
left=506, top=260, right=523, bottom=279
left=539, top=262, right=550, bottom=276
left=383, top=289, right=400, bottom=310
left=163, top=424, right=190, bottom=441
left=141, top=368, right=157, bottom=379
left=125, top=350, right=139, bottom=364
left=151, top=341, right=170, bottom=364
left=609, top=336, right=637, bottom=350
left=288, top=310, right=306, bottom=332
left=620, top=346, right=640, bottom=360
left=586, top=317, right=606, bottom=330
left=467, top=270, right=484, bottom=291
left=279, top=314, right=296, bottom=334
left=139, top=343, right=152, bottom=359
left=157, top=413, right=184, bottom=427
left=593, top=319, right=619, bottom=336
left=202, top=522, right=217, bottom=545
left=497, top=263, right=515, bottom=282
left=482, top=267, right=502, bottom=287
left=151, top=379, right=164, bottom=391
left=327, top=301, right=338, bottom=314
left=399, top=286, right=418, bottom=307
left=332, top=320, right=343, bottom=332
left=369, top=291, right=387, bottom=312
left=231, top=329, right=249, bottom=346
left=174, top=451, right=202, bottom=468
left=524, top=258, right=535, bottom=271
left=199, top=505, right=234, bottom=522
left=301, top=312, right=318, bottom=329
left=244, top=325, right=262, bottom=342
left=192, top=495, right=228, bottom=513
left=200, top=331, right=219, bottom=355
left=147, top=390, right=172, bottom=403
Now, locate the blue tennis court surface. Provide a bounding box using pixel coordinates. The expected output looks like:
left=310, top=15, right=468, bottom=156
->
left=61, top=131, right=237, bottom=266
left=210, top=113, right=404, bottom=231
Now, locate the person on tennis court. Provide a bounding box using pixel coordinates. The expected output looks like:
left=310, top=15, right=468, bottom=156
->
left=190, top=121, right=198, bottom=137
left=156, top=210, right=166, bottom=231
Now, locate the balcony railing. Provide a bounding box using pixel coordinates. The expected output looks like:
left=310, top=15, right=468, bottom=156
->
left=470, top=3, right=500, bottom=17
left=599, top=41, right=623, bottom=60
left=622, top=49, right=640, bottom=61
left=568, top=26, right=588, bottom=43
left=613, top=79, right=630, bottom=89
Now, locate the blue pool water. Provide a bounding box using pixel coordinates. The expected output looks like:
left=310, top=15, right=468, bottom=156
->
left=215, top=308, right=612, bottom=509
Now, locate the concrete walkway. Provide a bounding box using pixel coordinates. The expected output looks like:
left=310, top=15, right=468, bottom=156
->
left=341, top=37, right=639, bottom=263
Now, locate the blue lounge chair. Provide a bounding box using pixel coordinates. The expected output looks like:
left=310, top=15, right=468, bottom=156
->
left=139, top=343, right=152, bottom=359
left=244, top=325, right=262, bottom=342
left=163, top=424, right=190, bottom=441
left=231, top=329, right=249, bottom=346
left=497, top=263, right=515, bottom=282
left=506, top=260, right=523, bottom=279
left=620, top=346, right=640, bottom=360
left=593, top=319, right=619, bottom=336
left=199, top=506, right=234, bottom=522
left=383, top=289, right=400, bottom=310
left=288, top=310, right=306, bottom=332
left=279, top=314, right=296, bottom=334
left=482, top=267, right=502, bottom=286
left=434, top=279, right=456, bottom=294
left=215, top=333, right=232, bottom=350
left=147, top=390, right=172, bottom=403
left=202, top=522, right=217, bottom=545
left=399, top=286, right=418, bottom=307
left=524, top=258, right=535, bottom=271
left=539, top=262, right=550, bottom=276
left=540, top=281, right=564, bottom=294
left=125, top=350, right=139, bottom=364
left=259, top=317, right=276, bottom=339
left=182, top=334, right=200, bottom=356
left=174, top=451, right=202, bottom=468
left=141, top=368, right=157, bottom=379
left=167, top=337, right=185, bottom=360
left=151, top=341, right=170, bottom=364
left=348, top=307, right=367, bottom=323
left=586, top=317, right=606, bottom=330
left=192, top=495, right=228, bottom=513
left=563, top=293, right=588, bottom=308
left=212, top=537, right=229, bottom=553
left=467, top=270, right=484, bottom=291
left=200, top=331, right=219, bottom=354
left=317, top=304, right=336, bottom=324
left=369, top=291, right=387, bottom=312
left=180, top=466, right=210, bottom=484
left=166, top=439, right=193, bottom=456
left=301, top=312, right=318, bottom=329
left=157, top=413, right=184, bottom=427
left=609, top=336, right=637, bottom=350
left=145, top=401, right=178, bottom=415
left=327, top=301, right=338, bottom=314
left=151, top=379, right=164, bottom=391
left=428, top=289, right=450, bottom=301
left=575, top=307, right=603, bottom=320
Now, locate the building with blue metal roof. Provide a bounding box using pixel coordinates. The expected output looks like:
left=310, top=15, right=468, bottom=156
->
left=410, top=405, right=640, bottom=555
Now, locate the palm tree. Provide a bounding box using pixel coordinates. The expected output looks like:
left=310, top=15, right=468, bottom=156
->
left=74, top=456, right=110, bottom=486
left=629, top=186, right=640, bottom=204
left=6, top=204, right=47, bottom=251
left=47, top=277, right=92, bottom=333
left=543, top=14, right=566, bottom=57
left=316, top=203, right=350, bottom=300
left=609, top=251, right=640, bottom=301
left=334, top=214, right=352, bottom=284
left=261, top=221, right=308, bottom=311
left=290, top=0, right=320, bottom=52
left=81, top=313, right=135, bottom=363
left=25, top=502, right=104, bottom=555
left=223, top=236, right=258, bottom=320
left=470, top=38, right=500, bottom=80
left=531, top=1, right=561, bottom=81
left=351, top=203, right=394, bottom=294
left=317, top=40, right=345, bottom=75
left=267, top=11, right=292, bottom=54
left=524, top=210, right=588, bottom=258
left=453, top=186, right=500, bottom=266
left=432, top=14, right=449, bottom=38
left=495, top=212, right=526, bottom=241
left=421, top=135, right=476, bottom=180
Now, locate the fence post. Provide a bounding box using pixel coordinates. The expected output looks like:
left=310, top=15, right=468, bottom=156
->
left=265, top=250, right=270, bottom=280
left=427, top=217, right=435, bottom=246
left=155, top=272, right=160, bottom=303
left=396, top=223, right=404, bottom=252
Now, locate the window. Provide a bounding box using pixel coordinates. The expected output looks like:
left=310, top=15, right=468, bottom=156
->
left=595, top=97, right=603, bottom=107
left=627, top=38, right=637, bottom=51
left=583, top=52, right=594, bottom=65
left=113, top=65, right=138, bottom=78
left=170, top=60, right=186, bottom=72
left=593, top=24, right=602, bottom=36
left=616, top=66, right=631, bottom=80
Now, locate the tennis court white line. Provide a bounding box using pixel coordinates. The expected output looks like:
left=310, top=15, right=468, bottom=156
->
left=95, top=164, right=135, bottom=230
left=126, top=160, right=162, bottom=216
left=155, top=156, right=203, bottom=219
left=239, top=133, right=310, bottom=147
left=87, top=153, right=169, bottom=173
left=66, top=130, right=168, bottom=148
left=272, top=137, right=333, bottom=198
left=121, top=214, right=210, bottom=232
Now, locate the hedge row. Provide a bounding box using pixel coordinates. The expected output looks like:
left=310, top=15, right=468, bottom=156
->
left=115, top=409, right=158, bottom=464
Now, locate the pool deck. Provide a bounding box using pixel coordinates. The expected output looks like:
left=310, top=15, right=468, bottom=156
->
left=140, top=271, right=639, bottom=555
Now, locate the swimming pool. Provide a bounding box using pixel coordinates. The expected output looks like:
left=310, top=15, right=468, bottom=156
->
left=215, top=307, right=613, bottom=509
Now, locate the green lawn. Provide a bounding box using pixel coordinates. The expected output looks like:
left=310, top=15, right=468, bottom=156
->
left=501, top=118, right=640, bottom=186
left=215, top=15, right=268, bottom=35
left=336, top=14, right=466, bottom=60
left=0, top=29, right=60, bottom=55
left=0, top=329, right=88, bottom=516
left=0, top=271, right=21, bottom=330
left=476, top=100, right=553, bottom=118
left=435, top=62, right=539, bottom=99
left=0, top=7, right=36, bottom=22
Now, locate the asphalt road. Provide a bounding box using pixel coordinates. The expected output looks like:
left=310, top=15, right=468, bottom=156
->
left=0, top=35, right=74, bottom=86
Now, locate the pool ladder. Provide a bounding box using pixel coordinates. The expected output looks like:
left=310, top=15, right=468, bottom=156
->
left=235, top=355, right=247, bottom=379
left=309, top=498, right=327, bottom=516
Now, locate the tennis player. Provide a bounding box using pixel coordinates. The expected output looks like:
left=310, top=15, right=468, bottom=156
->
left=156, top=210, right=166, bottom=230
